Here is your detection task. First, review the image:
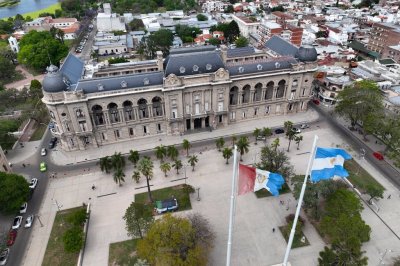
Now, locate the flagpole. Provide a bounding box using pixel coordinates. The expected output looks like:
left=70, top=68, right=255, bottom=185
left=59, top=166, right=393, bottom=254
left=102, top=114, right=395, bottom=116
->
left=226, top=145, right=239, bottom=266
left=283, top=135, right=318, bottom=266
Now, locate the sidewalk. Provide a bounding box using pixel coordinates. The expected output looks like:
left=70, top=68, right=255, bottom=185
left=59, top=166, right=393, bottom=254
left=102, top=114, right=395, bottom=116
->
left=49, top=109, right=319, bottom=165
left=5, top=65, right=45, bottom=90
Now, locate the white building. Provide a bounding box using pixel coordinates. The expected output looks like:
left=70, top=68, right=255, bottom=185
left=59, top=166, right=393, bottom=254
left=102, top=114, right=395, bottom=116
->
left=97, top=3, right=126, bottom=32
left=231, top=15, right=260, bottom=38
left=202, top=1, right=226, bottom=13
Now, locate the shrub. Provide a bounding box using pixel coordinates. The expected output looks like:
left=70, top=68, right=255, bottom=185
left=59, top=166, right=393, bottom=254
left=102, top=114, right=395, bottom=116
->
left=67, top=208, right=87, bottom=226
left=183, top=184, right=195, bottom=194
left=63, top=226, right=83, bottom=253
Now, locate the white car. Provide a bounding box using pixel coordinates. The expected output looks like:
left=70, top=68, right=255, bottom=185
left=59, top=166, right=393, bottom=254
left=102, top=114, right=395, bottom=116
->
left=19, top=202, right=27, bottom=214
left=300, top=124, right=310, bottom=129
left=29, top=178, right=38, bottom=189
left=25, top=215, right=34, bottom=228
left=41, top=148, right=47, bottom=156
left=11, top=216, right=22, bottom=230
left=0, top=248, right=9, bottom=266
left=291, top=127, right=301, bottom=134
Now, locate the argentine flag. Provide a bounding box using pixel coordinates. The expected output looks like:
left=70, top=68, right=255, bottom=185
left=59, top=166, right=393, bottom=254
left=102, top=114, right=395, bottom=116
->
left=311, top=147, right=352, bottom=182
left=254, top=169, right=285, bottom=196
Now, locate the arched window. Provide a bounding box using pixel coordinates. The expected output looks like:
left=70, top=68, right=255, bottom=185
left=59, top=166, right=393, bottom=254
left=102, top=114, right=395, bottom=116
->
left=254, top=83, right=262, bottom=102
left=138, top=98, right=149, bottom=119
left=92, top=105, right=104, bottom=125
left=265, top=81, right=274, bottom=100
left=229, top=86, right=239, bottom=105
left=108, top=102, right=120, bottom=123
left=276, top=80, right=286, bottom=98
left=152, top=96, right=163, bottom=116
left=242, top=85, right=251, bottom=104
left=123, top=101, right=133, bottom=121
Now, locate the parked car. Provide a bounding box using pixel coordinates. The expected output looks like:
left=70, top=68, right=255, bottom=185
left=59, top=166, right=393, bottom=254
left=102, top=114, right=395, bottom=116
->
left=312, top=99, right=320, bottom=105
left=256, top=136, right=266, bottom=141
left=40, top=162, right=47, bottom=172
left=300, top=124, right=309, bottom=129
left=155, top=198, right=178, bottom=214
left=0, top=248, right=9, bottom=265
left=19, top=202, right=27, bottom=214
left=29, top=178, right=38, bottom=189
left=41, top=148, right=47, bottom=156
left=373, top=152, right=384, bottom=161
left=48, top=137, right=57, bottom=149
left=6, top=230, right=17, bottom=246
left=11, top=216, right=22, bottom=230
left=275, top=128, right=285, bottom=134
left=291, top=127, right=301, bottom=134
left=25, top=215, right=34, bottom=228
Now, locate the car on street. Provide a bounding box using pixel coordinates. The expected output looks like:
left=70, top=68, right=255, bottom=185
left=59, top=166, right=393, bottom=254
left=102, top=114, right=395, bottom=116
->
left=256, top=136, right=266, bottom=141
left=25, top=215, right=34, bottom=228
left=29, top=178, right=38, bottom=189
left=41, top=148, right=47, bottom=156
left=300, top=124, right=309, bottom=129
left=11, top=216, right=22, bottom=230
left=275, top=128, right=285, bottom=134
left=373, top=152, right=384, bottom=161
left=19, top=202, right=27, bottom=214
left=291, top=127, right=301, bottom=134
left=0, top=248, right=9, bottom=265
left=48, top=137, right=57, bottom=149
left=312, top=99, right=320, bottom=105
left=6, top=230, right=17, bottom=246
left=40, top=162, right=47, bottom=172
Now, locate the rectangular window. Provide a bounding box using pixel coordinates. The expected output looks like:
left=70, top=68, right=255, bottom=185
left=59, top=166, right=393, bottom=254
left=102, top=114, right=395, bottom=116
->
left=301, top=101, right=305, bottom=110
left=70, top=138, right=75, bottom=147
left=157, top=123, right=161, bottom=132
left=254, top=108, right=258, bottom=116
left=65, top=123, right=70, bottom=132
left=195, top=103, right=200, bottom=114
left=101, top=132, right=107, bottom=140
left=129, top=128, right=134, bottom=136
left=230, top=112, right=236, bottom=120
left=302, top=88, right=306, bottom=96
left=218, top=102, right=223, bottom=112
left=186, top=104, right=190, bottom=114
left=115, top=130, right=120, bottom=138
left=84, top=136, right=90, bottom=144
left=205, top=102, right=209, bottom=111
left=143, top=126, right=147, bottom=134
left=79, top=121, right=87, bottom=131
left=265, top=106, right=270, bottom=114
left=242, top=111, right=246, bottom=118
left=172, top=108, right=177, bottom=118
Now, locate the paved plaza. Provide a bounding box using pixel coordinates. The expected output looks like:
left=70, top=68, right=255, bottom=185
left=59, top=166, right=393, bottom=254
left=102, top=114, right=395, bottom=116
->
left=21, top=120, right=400, bottom=266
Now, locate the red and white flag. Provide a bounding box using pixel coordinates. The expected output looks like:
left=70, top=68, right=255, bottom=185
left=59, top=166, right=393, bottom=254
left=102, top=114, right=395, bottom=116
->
left=238, top=164, right=256, bottom=195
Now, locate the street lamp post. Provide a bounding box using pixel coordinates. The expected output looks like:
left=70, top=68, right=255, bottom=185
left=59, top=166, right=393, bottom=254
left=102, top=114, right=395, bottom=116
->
left=196, top=187, right=201, bottom=201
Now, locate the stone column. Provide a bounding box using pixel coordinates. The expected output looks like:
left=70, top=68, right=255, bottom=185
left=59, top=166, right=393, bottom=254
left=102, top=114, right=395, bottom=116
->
left=119, top=109, right=125, bottom=122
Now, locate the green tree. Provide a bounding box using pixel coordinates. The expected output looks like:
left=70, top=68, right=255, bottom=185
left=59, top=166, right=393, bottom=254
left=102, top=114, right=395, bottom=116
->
left=253, top=127, right=261, bottom=144
left=227, top=20, right=240, bottom=42
left=113, top=168, right=126, bottom=186
left=67, top=208, right=87, bottom=226
left=236, top=136, right=250, bottom=161
left=373, top=113, right=400, bottom=163
left=0, top=172, right=30, bottom=214
left=222, top=147, right=233, bottom=164
left=29, top=79, right=43, bottom=99
left=160, top=162, right=171, bottom=177
left=295, top=135, right=303, bottom=150
left=123, top=202, right=154, bottom=239
left=0, top=55, right=16, bottom=82
left=225, top=5, right=234, bottom=13
left=128, top=150, right=140, bottom=168
left=138, top=29, right=174, bottom=58
left=111, top=152, right=125, bottom=171
left=335, top=80, right=384, bottom=129
left=234, top=36, right=249, bottom=47
left=138, top=157, right=154, bottom=202
left=172, top=159, right=183, bottom=174
left=132, top=171, right=141, bottom=183
left=167, top=145, right=179, bottom=161
left=197, top=14, right=208, bottom=21
left=271, top=5, right=285, bottom=12
left=215, top=137, right=225, bottom=151
left=129, top=18, right=145, bottom=31
left=99, top=156, right=112, bottom=173
left=365, top=184, right=384, bottom=204
left=188, top=155, right=198, bottom=171
left=18, top=30, right=68, bottom=72
left=284, top=120, right=297, bottom=152
left=137, top=214, right=210, bottom=265
left=182, top=139, right=191, bottom=157
left=261, top=127, right=272, bottom=140
left=271, top=138, right=280, bottom=151
left=63, top=226, right=83, bottom=253
left=155, top=145, right=167, bottom=161
left=208, top=37, right=221, bottom=45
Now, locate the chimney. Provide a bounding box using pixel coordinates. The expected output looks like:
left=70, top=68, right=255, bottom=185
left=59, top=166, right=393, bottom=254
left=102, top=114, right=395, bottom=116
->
left=220, top=44, right=228, bottom=63
left=156, top=51, right=163, bottom=71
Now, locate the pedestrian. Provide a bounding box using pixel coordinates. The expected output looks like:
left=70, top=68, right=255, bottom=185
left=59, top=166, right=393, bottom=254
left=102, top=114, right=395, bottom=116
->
left=22, top=163, right=25, bottom=167
left=92, top=185, right=96, bottom=190
left=272, top=228, right=275, bottom=233
left=388, top=194, right=391, bottom=199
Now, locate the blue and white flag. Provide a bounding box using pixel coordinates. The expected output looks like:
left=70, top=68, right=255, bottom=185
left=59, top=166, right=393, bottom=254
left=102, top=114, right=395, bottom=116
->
left=254, top=168, right=285, bottom=196
left=310, top=147, right=352, bottom=182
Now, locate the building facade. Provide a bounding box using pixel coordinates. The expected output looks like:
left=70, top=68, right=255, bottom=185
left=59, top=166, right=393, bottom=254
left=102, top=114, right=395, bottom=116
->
left=367, top=22, right=400, bottom=57
left=42, top=38, right=317, bottom=152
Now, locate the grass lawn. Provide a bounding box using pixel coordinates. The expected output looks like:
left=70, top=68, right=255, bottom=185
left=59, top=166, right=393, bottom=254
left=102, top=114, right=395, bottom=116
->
left=345, top=159, right=385, bottom=192
left=255, top=183, right=291, bottom=198
left=30, top=123, right=47, bottom=141
left=109, top=239, right=139, bottom=266
left=135, top=184, right=192, bottom=212
left=42, top=206, right=85, bottom=266
left=279, top=225, right=310, bottom=248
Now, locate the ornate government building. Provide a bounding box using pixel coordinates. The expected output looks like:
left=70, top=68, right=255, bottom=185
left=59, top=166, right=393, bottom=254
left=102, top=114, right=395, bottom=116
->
left=41, top=36, right=318, bottom=151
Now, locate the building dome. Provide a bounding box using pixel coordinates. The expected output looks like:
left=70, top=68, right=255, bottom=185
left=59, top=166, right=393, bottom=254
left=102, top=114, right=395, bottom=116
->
left=42, top=65, right=68, bottom=93
left=295, top=46, right=318, bottom=62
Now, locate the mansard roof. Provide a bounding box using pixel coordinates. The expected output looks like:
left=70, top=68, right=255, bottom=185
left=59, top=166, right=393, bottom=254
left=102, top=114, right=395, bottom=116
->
left=227, top=57, right=297, bottom=76
left=264, top=35, right=299, bottom=57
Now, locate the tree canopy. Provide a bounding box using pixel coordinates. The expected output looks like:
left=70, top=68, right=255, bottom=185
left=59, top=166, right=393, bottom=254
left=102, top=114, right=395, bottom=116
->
left=18, top=30, right=69, bottom=72
left=210, top=21, right=240, bottom=43
left=0, top=172, right=30, bottom=214
left=123, top=202, right=154, bottom=239
left=138, top=29, right=173, bottom=59
left=235, top=36, right=249, bottom=47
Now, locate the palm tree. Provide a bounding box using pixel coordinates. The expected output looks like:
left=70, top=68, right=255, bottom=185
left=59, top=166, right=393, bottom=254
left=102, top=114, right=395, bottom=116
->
left=215, top=137, right=225, bottom=151
left=295, top=135, right=304, bottom=150
left=236, top=136, right=250, bottom=161
left=160, top=162, right=171, bottom=177
left=272, top=138, right=280, bottom=151
left=99, top=156, right=112, bottom=173
left=167, top=145, right=179, bottom=161
left=222, top=147, right=233, bottom=164
left=172, top=159, right=183, bottom=174
left=231, top=135, right=237, bottom=147
left=111, top=152, right=125, bottom=171
left=132, top=171, right=141, bottom=183
left=138, top=157, right=154, bottom=202
left=261, top=127, right=272, bottom=143
left=188, top=155, right=198, bottom=171
left=113, top=168, right=126, bottom=186
left=284, top=121, right=297, bottom=152
left=128, top=150, right=140, bottom=168
left=182, top=139, right=191, bottom=157
left=253, top=128, right=261, bottom=144
left=154, top=145, right=167, bottom=161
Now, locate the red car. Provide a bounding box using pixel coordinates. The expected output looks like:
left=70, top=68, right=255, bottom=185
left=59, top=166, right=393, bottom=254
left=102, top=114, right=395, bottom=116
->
left=373, top=152, right=384, bottom=161
left=7, top=230, right=17, bottom=246
left=312, top=99, right=320, bottom=105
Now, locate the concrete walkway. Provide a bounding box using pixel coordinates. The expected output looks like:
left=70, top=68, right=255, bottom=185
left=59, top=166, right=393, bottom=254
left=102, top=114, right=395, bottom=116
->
left=5, top=65, right=45, bottom=90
